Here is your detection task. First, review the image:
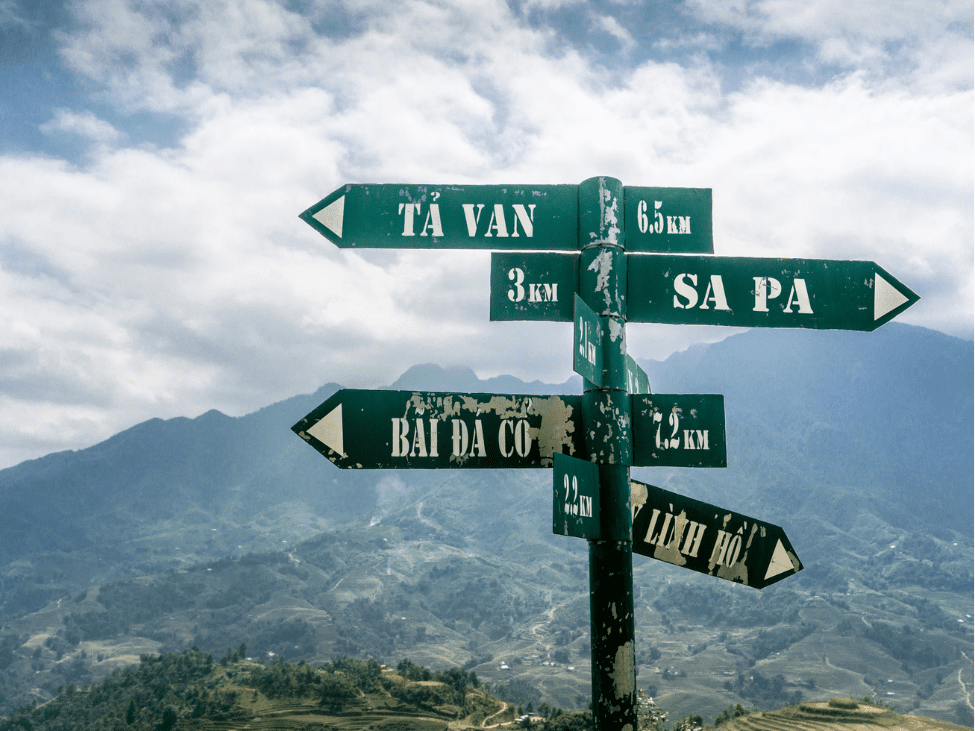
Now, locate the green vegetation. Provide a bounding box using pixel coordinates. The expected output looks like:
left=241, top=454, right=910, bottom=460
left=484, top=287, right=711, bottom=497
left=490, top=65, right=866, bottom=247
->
left=0, top=649, right=506, bottom=731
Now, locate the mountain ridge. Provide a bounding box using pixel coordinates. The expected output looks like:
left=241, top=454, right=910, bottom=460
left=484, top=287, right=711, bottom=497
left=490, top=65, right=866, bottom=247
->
left=0, top=323, right=971, bottom=725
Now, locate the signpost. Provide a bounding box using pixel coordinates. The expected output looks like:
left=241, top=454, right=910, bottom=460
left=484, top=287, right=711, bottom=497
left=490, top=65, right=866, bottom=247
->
left=302, top=183, right=714, bottom=253
left=294, top=175, right=919, bottom=731
left=293, top=388, right=726, bottom=470
left=554, top=453, right=600, bottom=539
left=624, top=186, right=712, bottom=253
left=631, top=394, right=727, bottom=468
left=292, top=389, right=584, bottom=469
left=627, top=254, right=919, bottom=330
left=490, top=252, right=577, bottom=321
left=574, top=295, right=606, bottom=387
left=630, top=479, right=802, bottom=589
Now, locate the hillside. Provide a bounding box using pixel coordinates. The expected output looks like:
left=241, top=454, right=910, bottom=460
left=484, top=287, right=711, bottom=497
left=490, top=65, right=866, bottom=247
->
left=0, top=648, right=966, bottom=731
left=0, top=649, right=510, bottom=731
left=0, top=324, right=971, bottom=726
left=711, top=698, right=970, bottom=730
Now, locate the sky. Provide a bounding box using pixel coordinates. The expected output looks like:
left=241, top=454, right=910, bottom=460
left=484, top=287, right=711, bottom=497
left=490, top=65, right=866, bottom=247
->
left=0, top=0, right=971, bottom=470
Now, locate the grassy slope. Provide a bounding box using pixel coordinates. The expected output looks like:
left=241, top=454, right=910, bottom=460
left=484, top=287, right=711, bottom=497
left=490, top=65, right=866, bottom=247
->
left=719, top=700, right=972, bottom=731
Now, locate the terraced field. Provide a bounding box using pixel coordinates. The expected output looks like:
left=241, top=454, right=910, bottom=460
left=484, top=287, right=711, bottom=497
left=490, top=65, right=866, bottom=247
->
left=720, top=700, right=972, bottom=731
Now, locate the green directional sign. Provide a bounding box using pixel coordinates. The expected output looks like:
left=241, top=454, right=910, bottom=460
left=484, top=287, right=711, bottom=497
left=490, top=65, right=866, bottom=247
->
left=631, top=480, right=803, bottom=589
left=624, top=187, right=713, bottom=254
left=301, top=183, right=714, bottom=253
left=553, top=453, right=600, bottom=539
left=293, top=389, right=584, bottom=469
left=627, top=255, right=919, bottom=331
left=626, top=354, right=651, bottom=395
left=574, top=295, right=605, bottom=386
left=301, top=183, right=577, bottom=250
left=632, top=393, right=726, bottom=468
left=490, top=252, right=577, bottom=321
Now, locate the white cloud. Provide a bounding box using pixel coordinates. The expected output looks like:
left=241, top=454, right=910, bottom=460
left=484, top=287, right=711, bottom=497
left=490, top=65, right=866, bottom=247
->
left=39, top=109, right=123, bottom=144
left=0, top=0, right=970, bottom=468
left=596, top=14, right=637, bottom=53
left=686, top=0, right=974, bottom=90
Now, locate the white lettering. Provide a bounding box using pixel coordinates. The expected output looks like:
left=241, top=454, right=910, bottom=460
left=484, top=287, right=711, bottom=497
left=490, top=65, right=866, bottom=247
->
left=753, top=277, right=782, bottom=312
left=485, top=204, right=509, bottom=238
left=507, top=268, right=525, bottom=302
left=680, top=521, right=707, bottom=557
left=419, top=204, right=444, bottom=237
left=429, top=418, right=439, bottom=458
left=511, top=204, right=536, bottom=237
left=391, top=418, right=410, bottom=457
left=700, top=275, right=730, bottom=311
left=499, top=420, right=514, bottom=458
left=462, top=204, right=485, bottom=236
left=673, top=273, right=698, bottom=309
left=514, top=419, right=531, bottom=457
left=642, top=508, right=661, bottom=544
left=784, top=278, right=814, bottom=314
left=398, top=203, right=419, bottom=236
left=469, top=419, right=487, bottom=457
left=712, top=529, right=743, bottom=567
left=667, top=215, right=691, bottom=234
left=655, top=512, right=675, bottom=547
left=409, top=417, right=428, bottom=457
left=451, top=419, right=468, bottom=457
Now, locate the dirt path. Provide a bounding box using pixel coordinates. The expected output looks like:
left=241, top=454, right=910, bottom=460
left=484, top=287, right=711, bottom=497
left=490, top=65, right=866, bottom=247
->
left=958, top=652, right=973, bottom=713
left=482, top=701, right=512, bottom=727
left=527, top=592, right=588, bottom=640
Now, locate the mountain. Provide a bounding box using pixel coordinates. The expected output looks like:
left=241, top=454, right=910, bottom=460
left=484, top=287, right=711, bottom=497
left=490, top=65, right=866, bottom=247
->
left=0, top=324, right=971, bottom=726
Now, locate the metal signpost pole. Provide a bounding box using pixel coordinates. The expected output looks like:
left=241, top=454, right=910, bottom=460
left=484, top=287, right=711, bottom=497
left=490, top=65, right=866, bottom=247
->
left=578, top=177, right=636, bottom=731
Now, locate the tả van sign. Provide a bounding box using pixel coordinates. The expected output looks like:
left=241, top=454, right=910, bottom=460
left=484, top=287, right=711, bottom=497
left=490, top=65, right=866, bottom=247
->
left=300, top=184, right=713, bottom=253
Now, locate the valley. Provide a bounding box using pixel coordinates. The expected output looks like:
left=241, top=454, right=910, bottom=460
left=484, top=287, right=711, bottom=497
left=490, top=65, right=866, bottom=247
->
left=0, top=325, right=971, bottom=727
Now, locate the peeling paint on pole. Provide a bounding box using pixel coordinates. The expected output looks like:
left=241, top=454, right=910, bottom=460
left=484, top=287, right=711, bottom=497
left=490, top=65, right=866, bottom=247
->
left=580, top=177, right=637, bottom=731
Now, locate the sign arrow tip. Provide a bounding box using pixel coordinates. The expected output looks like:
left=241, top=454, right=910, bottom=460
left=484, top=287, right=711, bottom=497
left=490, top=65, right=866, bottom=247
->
left=307, top=403, right=345, bottom=458
left=874, top=272, right=911, bottom=321
left=764, top=539, right=794, bottom=581
left=311, top=194, right=345, bottom=238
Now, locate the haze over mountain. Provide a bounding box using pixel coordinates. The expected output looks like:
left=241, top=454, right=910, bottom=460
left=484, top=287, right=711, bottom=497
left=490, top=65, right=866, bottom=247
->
left=0, top=323, right=971, bottom=725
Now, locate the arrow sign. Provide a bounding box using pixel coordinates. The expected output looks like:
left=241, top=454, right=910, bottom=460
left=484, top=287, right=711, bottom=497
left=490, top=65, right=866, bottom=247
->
left=293, top=389, right=584, bottom=468
left=632, top=394, right=726, bottom=468
left=553, top=453, right=600, bottom=539
left=302, top=184, right=577, bottom=250
left=302, top=184, right=713, bottom=253
left=627, top=255, right=919, bottom=331
left=630, top=480, right=803, bottom=589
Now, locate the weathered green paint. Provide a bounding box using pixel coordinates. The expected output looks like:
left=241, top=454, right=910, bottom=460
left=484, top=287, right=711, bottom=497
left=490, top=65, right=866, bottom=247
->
left=583, top=390, right=633, bottom=466
left=490, top=252, right=577, bottom=321
left=579, top=177, right=637, bottom=731
left=624, top=186, right=713, bottom=254
left=574, top=294, right=605, bottom=387
left=631, top=479, right=803, bottom=589
left=553, top=453, right=600, bottom=540
left=631, top=393, right=727, bottom=468
left=293, top=389, right=583, bottom=469
left=589, top=538, right=636, bottom=731
left=627, top=254, right=919, bottom=330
